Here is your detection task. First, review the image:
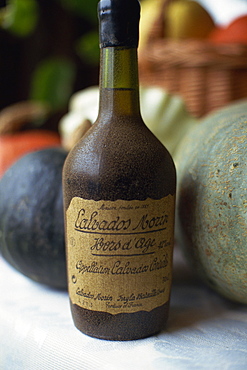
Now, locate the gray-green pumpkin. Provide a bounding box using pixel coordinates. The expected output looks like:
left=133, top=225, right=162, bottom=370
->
left=175, top=99, right=247, bottom=304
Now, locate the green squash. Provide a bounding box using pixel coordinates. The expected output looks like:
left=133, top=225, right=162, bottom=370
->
left=0, top=147, right=67, bottom=289
left=176, top=100, right=247, bottom=304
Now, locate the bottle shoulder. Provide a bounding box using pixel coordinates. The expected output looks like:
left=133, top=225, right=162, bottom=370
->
left=63, top=117, right=176, bottom=202
left=73, top=115, right=169, bottom=151
left=65, top=116, right=174, bottom=173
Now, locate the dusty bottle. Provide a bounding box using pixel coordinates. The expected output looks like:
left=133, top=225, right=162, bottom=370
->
left=63, top=0, right=176, bottom=340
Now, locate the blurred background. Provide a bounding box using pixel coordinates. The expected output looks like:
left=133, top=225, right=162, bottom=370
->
left=0, top=0, right=101, bottom=127
left=0, top=1, right=246, bottom=111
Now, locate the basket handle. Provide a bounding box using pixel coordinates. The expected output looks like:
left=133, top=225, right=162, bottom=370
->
left=145, top=0, right=173, bottom=43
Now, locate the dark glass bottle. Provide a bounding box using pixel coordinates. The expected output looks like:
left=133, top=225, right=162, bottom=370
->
left=63, top=0, right=176, bottom=340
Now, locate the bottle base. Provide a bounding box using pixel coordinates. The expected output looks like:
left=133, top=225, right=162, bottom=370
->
left=70, top=301, right=170, bottom=341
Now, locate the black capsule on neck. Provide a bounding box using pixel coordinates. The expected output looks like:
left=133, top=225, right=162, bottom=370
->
left=98, top=0, right=140, bottom=48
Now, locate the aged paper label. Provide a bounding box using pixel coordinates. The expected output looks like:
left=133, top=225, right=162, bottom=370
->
left=66, top=196, right=175, bottom=315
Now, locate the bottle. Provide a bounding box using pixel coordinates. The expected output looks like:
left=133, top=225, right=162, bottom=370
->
left=63, top=0, right=176, bottom=341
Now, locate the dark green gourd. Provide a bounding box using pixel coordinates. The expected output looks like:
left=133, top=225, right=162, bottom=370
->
left=0, top=147, right=67, bottom=289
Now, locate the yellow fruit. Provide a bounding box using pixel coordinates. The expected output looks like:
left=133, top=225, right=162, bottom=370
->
left=166, top=0, right=215, bottom=40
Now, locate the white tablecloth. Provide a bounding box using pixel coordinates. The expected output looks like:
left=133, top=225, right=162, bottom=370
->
left=1, top=248, right=247, bottom=370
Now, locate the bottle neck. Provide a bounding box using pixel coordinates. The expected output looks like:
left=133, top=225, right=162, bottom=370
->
left=98, top=47, right=141, bottom=118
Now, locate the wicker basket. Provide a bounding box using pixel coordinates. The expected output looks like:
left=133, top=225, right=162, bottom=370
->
left=138, top=0, right=247, bottom=117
